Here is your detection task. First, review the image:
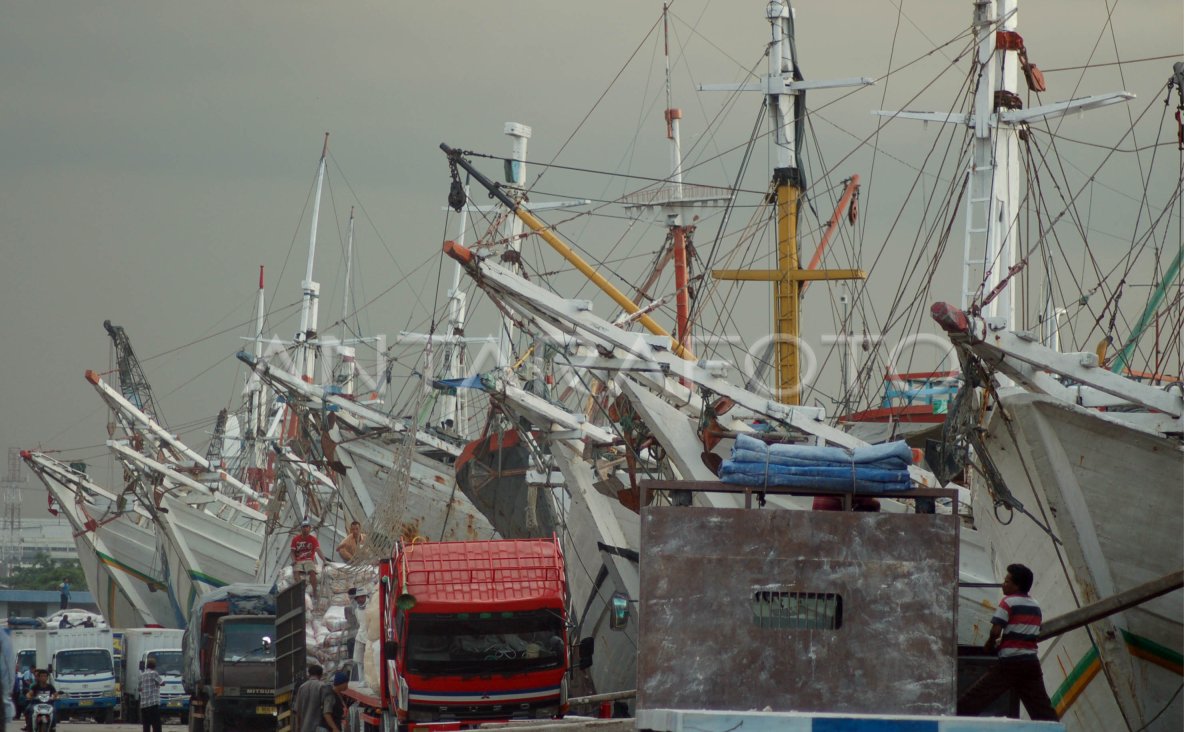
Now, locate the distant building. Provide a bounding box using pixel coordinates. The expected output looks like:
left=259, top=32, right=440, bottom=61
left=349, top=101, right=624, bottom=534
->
left=0, top=517, right=80, bottom=576
left=0, top=589, right=98, bottom=621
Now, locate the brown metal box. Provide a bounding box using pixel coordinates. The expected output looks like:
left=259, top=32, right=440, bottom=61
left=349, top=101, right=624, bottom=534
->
left=637, top=505, right=958, bottom=715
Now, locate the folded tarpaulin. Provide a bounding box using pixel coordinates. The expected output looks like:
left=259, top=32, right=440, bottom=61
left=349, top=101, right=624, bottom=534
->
left=719, top=434, right=914, bottom=492
left=720, top=461, right=910, bottom=483
left=729, top=433, right=914, bottom=467
left=718, top=470, right=912, bottom=493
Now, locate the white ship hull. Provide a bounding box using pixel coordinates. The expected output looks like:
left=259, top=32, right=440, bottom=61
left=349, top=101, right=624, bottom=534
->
left=974, top=391, right=1182, bottom=731
left=336, top=433, right=496, bottom=541
left=154, top=493, right=263, bottom=615
left=26, top=461, right=180, bottom=628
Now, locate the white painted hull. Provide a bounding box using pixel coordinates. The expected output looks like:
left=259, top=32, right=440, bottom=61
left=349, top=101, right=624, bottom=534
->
left=549, top=440, right=640, bottom=699
left=336, top=434, right=496, bottom=541
left=155, top=494, right=263, bottom=615
left=31, top=469, right=179, bottom=628
left=974, top=392, right=1182, bottom=730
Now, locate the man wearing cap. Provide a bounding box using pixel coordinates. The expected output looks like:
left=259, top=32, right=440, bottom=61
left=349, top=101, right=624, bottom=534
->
left=326, top=672, right=349, bottom=731
left=291, top=519, right=322, bottom=593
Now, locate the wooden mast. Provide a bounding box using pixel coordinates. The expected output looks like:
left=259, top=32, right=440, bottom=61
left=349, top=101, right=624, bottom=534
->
left=704, top=2, right=868, bottom=404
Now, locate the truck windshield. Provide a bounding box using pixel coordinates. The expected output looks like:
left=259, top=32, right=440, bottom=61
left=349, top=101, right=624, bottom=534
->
left=405, top=611, right=565, bottom=676
left=18, top=650, right=35, bottom=673
left=147, top=651, right=183, bottom=676
left=55, top=650, right=112, bottom=676
left=221, top=622, right=275, bottom=662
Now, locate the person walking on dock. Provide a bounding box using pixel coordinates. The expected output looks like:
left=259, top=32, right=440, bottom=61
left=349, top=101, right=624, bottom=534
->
left=291, top=519, right=322, bottom=593
left=138, top=657, right=164, bottom=732
left=57, top=581, right=69, bottom=611
left=292, top=665, right=338, bottom=732
left=957, top=563, right=1058, bottom=721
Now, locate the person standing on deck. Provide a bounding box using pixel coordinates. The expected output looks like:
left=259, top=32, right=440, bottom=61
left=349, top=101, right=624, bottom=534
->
left=57, top=581, right=69, bottom=611
left=957, top=563, right=1058, bottom=721
left=291, top=518, right=322, bottom=593
left=336, top=521, right=363, bottom=562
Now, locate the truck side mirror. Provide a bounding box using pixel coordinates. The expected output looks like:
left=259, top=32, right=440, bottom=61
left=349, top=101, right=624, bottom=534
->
left=609, top=593, right=631, bottom=630
left=577, top=637, right=594, bottom=670
left=383, top=640, right=399, bottom=660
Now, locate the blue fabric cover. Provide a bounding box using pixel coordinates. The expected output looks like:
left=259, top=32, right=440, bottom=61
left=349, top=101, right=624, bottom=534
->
left=719, top=434, right=913, bottom=492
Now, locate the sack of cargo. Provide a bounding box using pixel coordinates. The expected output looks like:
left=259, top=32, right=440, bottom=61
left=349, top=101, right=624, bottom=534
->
left=364, top=640, right=381, bottom=694
left=364, top=598, right=380, bottom=642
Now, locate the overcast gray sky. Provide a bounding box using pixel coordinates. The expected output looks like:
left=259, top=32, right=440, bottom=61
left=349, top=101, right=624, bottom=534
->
left=0, top=0, right=1185, bottom=512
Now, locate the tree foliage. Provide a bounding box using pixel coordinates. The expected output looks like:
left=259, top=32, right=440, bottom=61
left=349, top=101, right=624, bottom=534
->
left=5, top=552, right=86, bottom=592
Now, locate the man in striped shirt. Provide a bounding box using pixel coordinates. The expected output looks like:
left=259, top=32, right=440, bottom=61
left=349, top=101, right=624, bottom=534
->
left=958, top=563, right=1058, bottom=721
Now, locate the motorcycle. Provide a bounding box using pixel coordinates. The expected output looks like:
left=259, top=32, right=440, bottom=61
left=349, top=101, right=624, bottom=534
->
left=31, top=691, right=56, bottom=732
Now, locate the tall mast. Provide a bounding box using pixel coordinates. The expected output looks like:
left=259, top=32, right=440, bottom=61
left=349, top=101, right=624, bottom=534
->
left=663, top=4, right=692, bottom=356
left=250, top=265, right=266, bottom=438
left=439, top=175, right=470, bottom=433
left=878, top=0, right=1131, bottom=329
left=341, top=206, right=355, bottom=341
left=498, top=122, right=532, bottom=369
left=704, top=1, right=869, bottom=404
left=298, top=132, right=330, bottom=383
left=965, top=0, right=1021, bottom=326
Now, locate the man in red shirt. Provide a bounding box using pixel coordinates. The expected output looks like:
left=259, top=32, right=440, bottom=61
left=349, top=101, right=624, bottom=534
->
left=291, top=518, right=322, bottom=593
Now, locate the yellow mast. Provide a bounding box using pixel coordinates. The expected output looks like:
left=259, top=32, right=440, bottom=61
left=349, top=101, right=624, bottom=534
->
left=711, top=172, right=863, bottom=403
left=440, top=144, right=696, bottom=361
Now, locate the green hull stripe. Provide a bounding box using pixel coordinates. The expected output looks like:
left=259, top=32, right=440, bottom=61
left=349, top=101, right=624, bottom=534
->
left=1051, top=645, right=1100, bottom=708
left=187, top=569, right=228, bottom=588
left=1051, top=630, right=1183, bottom=711
left=1120, top=629, right=1183, bottom=671
left=96, top=551, right=169, bottom=591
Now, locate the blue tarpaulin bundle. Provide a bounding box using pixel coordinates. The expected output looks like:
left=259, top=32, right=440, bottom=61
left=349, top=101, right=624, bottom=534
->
left=719, top=433, right=913, bottom=492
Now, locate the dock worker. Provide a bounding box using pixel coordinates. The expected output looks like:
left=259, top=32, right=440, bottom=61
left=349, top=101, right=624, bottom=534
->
left=292, top=665, right=337, bottom=732
left=957, top=563, right=1058, bottom=721
left=291, top=518, right=322, bottom=593
left=138, top=657, right=165, bottom=732
left=327, top=672, right=349, bottom=731
left=336, top=521, right=364, bottom=562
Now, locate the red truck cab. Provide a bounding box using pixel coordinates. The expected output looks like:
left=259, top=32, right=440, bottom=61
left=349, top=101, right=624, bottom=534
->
left=344, top=537, right=579, bottom=731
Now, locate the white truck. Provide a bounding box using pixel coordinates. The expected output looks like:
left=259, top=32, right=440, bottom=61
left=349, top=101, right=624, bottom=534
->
left=35, top=627, right=119, bottom=723
left=121, top=628, right=189, bottom=724
left=11, top=629, right=38, bottom=674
